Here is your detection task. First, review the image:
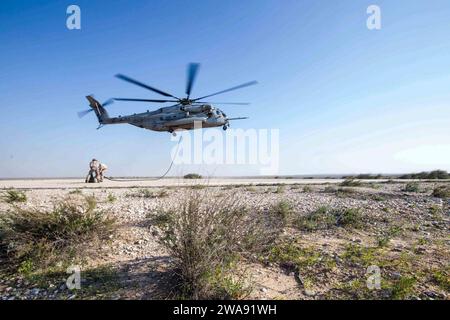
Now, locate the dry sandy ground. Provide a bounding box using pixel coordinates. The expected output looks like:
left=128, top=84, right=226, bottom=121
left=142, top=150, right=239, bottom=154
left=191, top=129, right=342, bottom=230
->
left=0, top=179, right=449, bottom=300
left=0, top=178, right=345, bottom=189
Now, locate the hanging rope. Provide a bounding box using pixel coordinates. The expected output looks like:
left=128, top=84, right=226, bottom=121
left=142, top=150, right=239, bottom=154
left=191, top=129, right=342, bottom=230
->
left=104, top=136, right=183, bottom=182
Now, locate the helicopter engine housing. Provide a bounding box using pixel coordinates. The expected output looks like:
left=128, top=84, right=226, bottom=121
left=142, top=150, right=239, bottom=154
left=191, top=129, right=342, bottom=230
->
left=181, top=105, right=212, bottom=113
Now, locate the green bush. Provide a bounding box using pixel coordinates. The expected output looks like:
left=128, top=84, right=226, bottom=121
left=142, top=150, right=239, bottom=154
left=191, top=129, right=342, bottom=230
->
left=403, top=182, right=419, bottom=192
left=376, top=235, right=390, bottom=247
left=323, top=186, right=336, bottom=193
left=184, top=173, right=203, bottom=179
left=295, top=206, right=334, bottom=231
left=0, top=196, right=116, bottom=271
left=269, top=200, right=293, bottom=224
left=390, top=276, right=416, bottom=299
left=2, top=189, right=27, bottom=204
left=107, top=193, right=117, bottom=203
left=376, top=225, right=402, bottom=248
left=336, top=208, right=363, bottom=228
left=336, top=188, right=356, bottom=196
left=432, top=186, right=450, bottom=199
left=432, top=269, right=450, bottom=292
left=340, top=179, right=362, bottom=187
left=295, top=207, right=363, bottom=231
left=268, top=243, right=322, bottom=269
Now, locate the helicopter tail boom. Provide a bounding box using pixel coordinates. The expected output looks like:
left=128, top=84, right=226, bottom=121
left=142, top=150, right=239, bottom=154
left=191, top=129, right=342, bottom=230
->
left=86, top=95, right=110, bottom=124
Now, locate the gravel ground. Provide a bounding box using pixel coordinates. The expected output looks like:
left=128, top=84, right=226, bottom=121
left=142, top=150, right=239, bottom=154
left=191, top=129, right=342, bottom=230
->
left=0, top=181, right=448, bottom=300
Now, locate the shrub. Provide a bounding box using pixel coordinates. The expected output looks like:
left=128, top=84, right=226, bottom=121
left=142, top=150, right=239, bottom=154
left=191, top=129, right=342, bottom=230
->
left=107, top=193, right=116, bottom=203
left=191, top=185, right=206, bottom=190
left=403, top=182, right=419, bottom=192
left=269, top=201, right=293, bottom=224
left=184, top=173, right=202, bottom=179
left=302, top=185, right=312, bottom=193
left=432, top=186, right=450, bottom=199
left=274, top=185, right=285, bottom=194
left=390, top=276, right=416, bottom=299
left=139, top=189, right=154, bottom=198
left=323, top=186, right=336, bottom=193
left=375, top=225, right=402, bottom=248
left=295, top=206, right=335, bottom=231
left=295, top=207, right=363, bottom=231
left=342, top=244, right=378, bottom=267
left=158, top=190, right=169, bottom=197
left=0, top=196, right=116, bottom=271
left=372, top=194, right=385, bottom=201
left=336, top=208, right=363, bottom=228
left=376, top=235, right=390, bottom=247
left=2, top=189, right=27, bottom=204
left=432, top=269, right=450, bottom=292
left=340, top=179, right=362, bottom=187
left=336, top=187, right=356, bottom=196
left=268, top=243, right=321, bottom=269
left=150, top=190, right=282, bottom=299
left=127, top=189, right=168, bottom=198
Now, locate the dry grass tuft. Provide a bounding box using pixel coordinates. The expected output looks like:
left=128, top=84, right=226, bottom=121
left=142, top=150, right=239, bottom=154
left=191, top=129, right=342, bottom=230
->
left=2, top=189, right=27, bottom=204
left=0, top=195, right=117, bottom=273
left=149, top=190, right=283, bottom=299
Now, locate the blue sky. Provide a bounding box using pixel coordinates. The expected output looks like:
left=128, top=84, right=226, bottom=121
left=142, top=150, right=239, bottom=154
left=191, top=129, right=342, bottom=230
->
left=1, top=0, right=450, bottom=177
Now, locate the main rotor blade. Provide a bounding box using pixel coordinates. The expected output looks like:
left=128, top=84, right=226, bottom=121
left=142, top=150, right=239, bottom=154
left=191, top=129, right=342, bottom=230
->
left=186, top=63, right=200, bottom=97
left=194, top=81, right=258, bottom=101
left=115, top=74, right=179, bottom=99
left=102, top=98, right=114, bottom=107
left=78, top=109, right=93, bottom=118
left=227, top=117, right=249, bottom=121
left=113, top=98, right=179, bottom=103
left=194, top=101, right=250, bottom=105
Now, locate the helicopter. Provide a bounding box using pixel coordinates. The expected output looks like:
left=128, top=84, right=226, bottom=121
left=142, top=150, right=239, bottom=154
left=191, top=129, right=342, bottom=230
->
left=79, top=63, right=257, bottom=136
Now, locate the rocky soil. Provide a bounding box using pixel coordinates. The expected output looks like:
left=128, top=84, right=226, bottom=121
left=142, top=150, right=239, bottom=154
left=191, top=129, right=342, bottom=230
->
left=0, top=181, right=448, bottom=300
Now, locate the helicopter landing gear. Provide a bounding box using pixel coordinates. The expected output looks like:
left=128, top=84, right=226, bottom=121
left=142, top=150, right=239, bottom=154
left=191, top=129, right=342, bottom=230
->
left=223, top=125, right=228, bottom=131
left=169, top=129, right=176, bottom=136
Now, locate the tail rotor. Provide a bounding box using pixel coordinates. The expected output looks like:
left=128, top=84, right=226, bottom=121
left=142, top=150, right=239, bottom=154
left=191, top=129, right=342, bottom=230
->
left=78, top=96, right=113, bottom=120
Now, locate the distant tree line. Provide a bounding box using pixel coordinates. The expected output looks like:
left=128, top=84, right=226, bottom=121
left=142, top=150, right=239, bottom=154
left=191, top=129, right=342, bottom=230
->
left=342, top=174, right=384, bottom=180
left=398, top=170, right=450, bottom=180
left=343, top=170, right=450, bottom=180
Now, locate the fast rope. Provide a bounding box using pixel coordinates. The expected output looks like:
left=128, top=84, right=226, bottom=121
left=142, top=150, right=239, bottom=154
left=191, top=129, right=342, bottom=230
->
left=104, top=136, right=183, bottom=182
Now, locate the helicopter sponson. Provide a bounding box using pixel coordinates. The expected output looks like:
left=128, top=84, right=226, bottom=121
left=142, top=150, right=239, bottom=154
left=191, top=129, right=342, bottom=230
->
left=164, top=116, right=207, bottom=127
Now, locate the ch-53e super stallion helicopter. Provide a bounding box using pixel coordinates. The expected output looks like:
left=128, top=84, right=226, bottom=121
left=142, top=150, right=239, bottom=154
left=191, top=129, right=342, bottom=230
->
left=79, top=63, right=257, bottom=136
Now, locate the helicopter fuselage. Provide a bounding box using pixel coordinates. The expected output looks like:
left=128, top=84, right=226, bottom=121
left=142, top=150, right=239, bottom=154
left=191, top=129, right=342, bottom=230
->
left=101, top=104, right=228, bottom=132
